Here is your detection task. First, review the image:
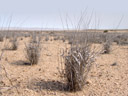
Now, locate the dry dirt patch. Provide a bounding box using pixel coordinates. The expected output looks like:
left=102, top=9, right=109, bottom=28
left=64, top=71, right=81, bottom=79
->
left=0, top=37, right=128, bottom=96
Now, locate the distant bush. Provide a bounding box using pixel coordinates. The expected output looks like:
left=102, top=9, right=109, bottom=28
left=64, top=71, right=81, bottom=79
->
left=3, top=33, right=18, bottom=50
left=103, top=40, right=111, bottom=54
left=104, top=30, right=108, bottom=33
left=102, top=33, right=112, bottom=54
left=45, top=36, right=49, bottom=41
left=10, top=37, right=18, bottom=50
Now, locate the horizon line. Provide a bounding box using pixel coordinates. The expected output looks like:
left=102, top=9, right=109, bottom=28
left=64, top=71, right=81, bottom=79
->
left=0, top=27, right=128, bottom=31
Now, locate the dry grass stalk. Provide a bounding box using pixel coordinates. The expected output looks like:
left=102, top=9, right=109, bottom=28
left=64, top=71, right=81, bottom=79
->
left=25, top=33, right=41, bottom=65
left=0, top=38, right=20, bottom=95
left=1, top=64, right=20, bottom=94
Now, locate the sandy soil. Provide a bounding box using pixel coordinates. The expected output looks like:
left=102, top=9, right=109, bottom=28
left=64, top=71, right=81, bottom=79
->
left=0, top=36, right=128, bottom=96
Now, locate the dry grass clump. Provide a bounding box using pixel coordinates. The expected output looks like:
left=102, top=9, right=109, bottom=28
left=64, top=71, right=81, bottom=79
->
left=102, top=33, right=112, bottom=54
left=25, top=33, right=41, bottom=65
left=45, top=36, right=49, bottom=41
left=59, top=11, right=99, bottom=91
left=3, top=34, right=18, bottom=50
left=103, top=40, right=111, bottom=54
left=64, top=43, right=96, bottom=92
left=9, top=37, right=18, bottom=50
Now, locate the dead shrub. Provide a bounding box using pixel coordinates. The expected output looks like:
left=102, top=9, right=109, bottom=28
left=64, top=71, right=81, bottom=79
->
left=59, top=11, right=99, bottom=92
left=64, top=43, right=97, bottom=92
left=3, top=35, right=18, bottom=50
left=103, top=40, right=111, bottom=54
left=25, top=33, right=41, bottom=65
left=9, top=37, right=18, bottom=50
left=102, top=33, right=112, bottom=54
left=103, top=30, right=108, bottom=33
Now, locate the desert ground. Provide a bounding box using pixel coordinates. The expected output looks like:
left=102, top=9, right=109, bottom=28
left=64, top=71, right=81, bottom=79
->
left=0, top=30, right=128, bottom=96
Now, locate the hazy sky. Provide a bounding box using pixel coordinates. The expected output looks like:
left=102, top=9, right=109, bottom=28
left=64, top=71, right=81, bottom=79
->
left=0, top=0, right=128, bottom=29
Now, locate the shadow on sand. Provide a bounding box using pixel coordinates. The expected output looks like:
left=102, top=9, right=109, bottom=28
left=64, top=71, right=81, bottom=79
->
left=27, top=79, right=68, bottom=92
left=11, top=60, right=31, bottom=66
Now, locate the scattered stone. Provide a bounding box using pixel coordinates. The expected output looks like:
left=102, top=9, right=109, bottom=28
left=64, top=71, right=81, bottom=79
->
left=39, top=68, right=41, bottom=71
left=111, top=62, right=117, bottom=66
left=86, top=80, right=92, bottom=85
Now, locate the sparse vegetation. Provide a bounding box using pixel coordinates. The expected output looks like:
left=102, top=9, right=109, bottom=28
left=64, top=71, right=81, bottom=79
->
left=64, top=42, right=97, bottom=91
left=102, top=33, right=112, bottom=54
left=103, top=40, right=111, bottom=54
left=104, top=30, right=108, bottom=33
left=0, top=29, right=128, bottom=96
left=3, top=32, right=18, bottom=50
left=9, top=37, right=18, bottom=50
left=25, top=33, right=41, bottom=65
left=0, top=20, right=127, bottom=96
left=45, top=36, right=49, bottom=41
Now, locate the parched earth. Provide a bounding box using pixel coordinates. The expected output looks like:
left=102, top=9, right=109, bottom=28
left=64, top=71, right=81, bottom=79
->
left=0, top=36, right=128, bottom=96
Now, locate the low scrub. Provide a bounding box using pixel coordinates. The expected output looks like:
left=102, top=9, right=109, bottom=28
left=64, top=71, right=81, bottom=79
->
left=25, top=34, right=41, bottom=65
left=64, top=43, right=97, bottom=92
left=10, top=37, right=18, bottom=50
left=103, top=40, right=111, bottom=54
